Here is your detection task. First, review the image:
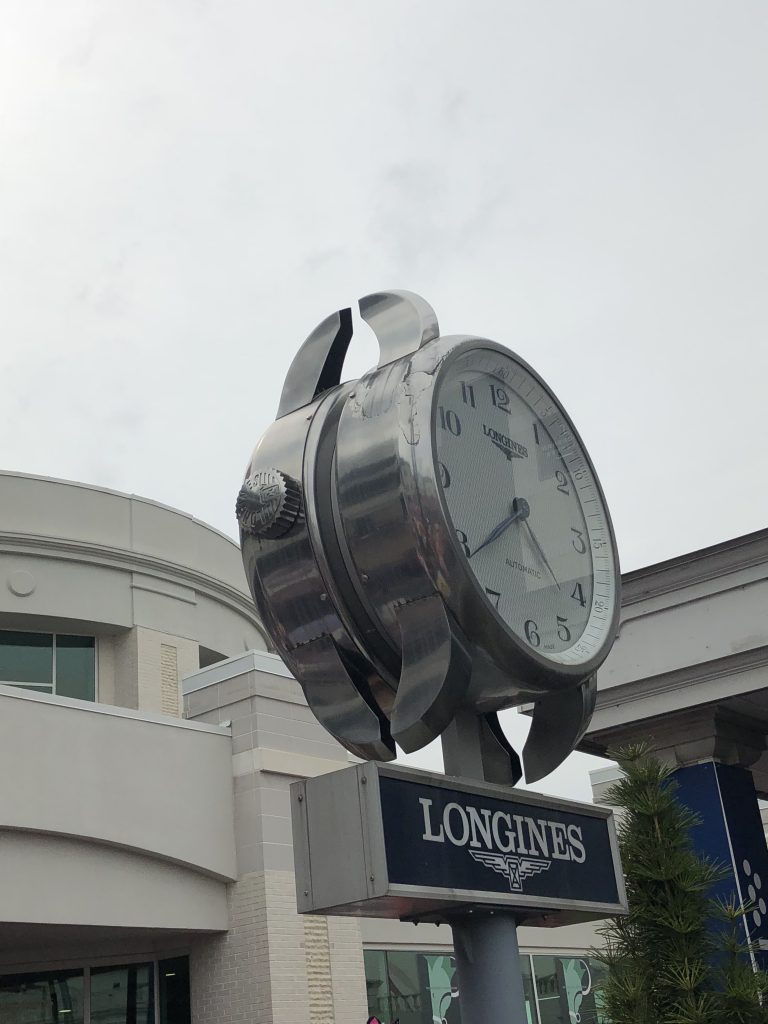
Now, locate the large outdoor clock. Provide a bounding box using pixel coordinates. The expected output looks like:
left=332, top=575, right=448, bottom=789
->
left=238, top=292, right=620, bottom=784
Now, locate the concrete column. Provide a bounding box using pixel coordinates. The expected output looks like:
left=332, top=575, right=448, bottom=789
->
left=113, top=626, right=197, bottom=713
left=185, top=662, right=369, bottom=1023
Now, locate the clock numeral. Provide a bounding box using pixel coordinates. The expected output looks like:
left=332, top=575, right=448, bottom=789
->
left=438, top=461, right=451, bottom=488
left=533, top=421, right=556, bottom=451
left=455, top=529, right=471, bottom=557
left=524, top=619, right=540, bottom=648
left=438, top=406, right=462, bottom=436
left=557, top=615, right=571, bottom=642
left=570, top=582, right=586, bottom=607
left=484, top=587, right=501, bottom=609
left=594, top=598, right=607, bottom=612
left=571, top=528, right=587, bottom=554
left=593, top=537, right=606, bottom=550
left=555, top=470, right=570, bottom=495
left=460, top=381, right=476, bottom=407
left=489, top=384, right=510, bottom=412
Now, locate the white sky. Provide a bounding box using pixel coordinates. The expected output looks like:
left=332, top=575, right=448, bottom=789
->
left=2, top=1, right=767, bottom=799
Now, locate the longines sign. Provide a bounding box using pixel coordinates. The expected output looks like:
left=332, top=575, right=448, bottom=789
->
left=291, top=763, right=626, bottom=924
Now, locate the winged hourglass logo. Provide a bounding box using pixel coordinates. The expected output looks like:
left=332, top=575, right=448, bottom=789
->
left=468, top=850, right=552, bottom=892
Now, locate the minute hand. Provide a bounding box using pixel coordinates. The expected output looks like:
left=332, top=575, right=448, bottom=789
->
left=470, top=498, right=529, bottom=559
left=523, top=521, right=561, bottom=590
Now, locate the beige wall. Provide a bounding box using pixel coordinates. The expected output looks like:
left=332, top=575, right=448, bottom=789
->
left=0, top=684, right=236, bottom=932
left=358, top=914, right=603, bottom=957
left=0, top=832, right=228, bottom=932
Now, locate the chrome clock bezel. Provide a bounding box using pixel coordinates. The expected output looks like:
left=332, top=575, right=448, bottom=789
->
left=426, top=341, right=619, bottom=669
left=397, top=336, right=620, bottom=687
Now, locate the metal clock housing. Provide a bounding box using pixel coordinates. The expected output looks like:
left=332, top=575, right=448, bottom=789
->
left=239, top=292, right=621, bottom=784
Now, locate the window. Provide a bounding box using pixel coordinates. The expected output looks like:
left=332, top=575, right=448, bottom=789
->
left=532, top=955, right=607, bottom=1024
left=0, top=969, right=85, bottom=1023
left=0, top=960, right=190, bottom=1024
left=91, top=963, right=154, bottom=1024
left=363, top=949, right=608, bottom=1024
left=0, top=631, right=96, bottom=701
left=363, top=951, right=390, bottom=1023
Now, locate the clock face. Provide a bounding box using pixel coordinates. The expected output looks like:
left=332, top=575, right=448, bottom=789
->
left=433, top=347, right=617, bottom=665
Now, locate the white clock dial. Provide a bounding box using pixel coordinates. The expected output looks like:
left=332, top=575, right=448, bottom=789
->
left=434, top=348, right=617, bottom=665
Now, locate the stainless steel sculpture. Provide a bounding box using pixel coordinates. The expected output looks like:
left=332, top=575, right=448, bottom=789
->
left=238, top=291, right=620, bottom=784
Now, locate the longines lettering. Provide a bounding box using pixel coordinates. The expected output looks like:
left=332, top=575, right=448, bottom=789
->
left=482, top=424, right=529, bottom=460
left=419, top=797, right=586, bottom=864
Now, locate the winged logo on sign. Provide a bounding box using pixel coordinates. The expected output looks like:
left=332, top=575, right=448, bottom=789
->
left=468, top=850, right=552, bottom=892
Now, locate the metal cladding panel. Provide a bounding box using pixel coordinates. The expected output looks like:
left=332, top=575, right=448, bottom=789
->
left=290, top=778, right=313, bottom=914
left=291, top=766, right=378, bottom=914
left=291, top=762, right=626, bottom=925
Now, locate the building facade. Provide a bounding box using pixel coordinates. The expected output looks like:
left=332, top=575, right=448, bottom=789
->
left=182, top=651, right=607, bottom=1024
left=12, top=473, right=765, bottom=1023
left=0, top=472, right=265, bottom=1023
left=0, top=472, right=608, bottom=1023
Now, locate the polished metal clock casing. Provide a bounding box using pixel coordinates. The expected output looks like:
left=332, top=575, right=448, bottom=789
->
left=239, top=292, right=621, bottom=783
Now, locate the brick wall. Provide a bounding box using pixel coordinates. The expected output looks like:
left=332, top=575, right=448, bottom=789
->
left=327, top=917, right=369, bottom=1024
left=190, top=871, right=368, bottom=1024
left=190, top=872, right=272, bottom=1023
left=186, top=664, right=369, bottom=1024
left=160, top=643, right=180, bottom=716
left=304, top=916, right=334, bottom=1024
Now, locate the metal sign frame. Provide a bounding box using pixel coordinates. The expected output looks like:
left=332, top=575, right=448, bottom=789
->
left=292, top=761, right=627, bottom=926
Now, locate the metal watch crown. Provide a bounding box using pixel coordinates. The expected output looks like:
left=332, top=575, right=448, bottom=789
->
left=235, top=469, right=301, bottom=539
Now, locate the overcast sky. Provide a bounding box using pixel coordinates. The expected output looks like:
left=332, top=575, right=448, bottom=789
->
left=2, top=2, right=767, bottom=799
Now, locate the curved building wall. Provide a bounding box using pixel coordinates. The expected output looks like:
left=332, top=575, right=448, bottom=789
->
left=0, top=474, right=250, bottom=974
left=0, top=471, right=268, bottom=714
left=0, top=688, right=235, bottom=933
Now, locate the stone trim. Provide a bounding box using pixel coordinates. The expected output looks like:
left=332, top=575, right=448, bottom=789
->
left=0, top=532, right=268, bottom=640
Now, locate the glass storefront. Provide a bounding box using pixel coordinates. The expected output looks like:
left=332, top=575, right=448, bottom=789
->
left=364, top=948, right=607, bottom=1024
left=0, top=959, right=189, bottom=1024
left=0, top=970, right=85, bottom=1024
left=90, top=964, right=154, bottom=1024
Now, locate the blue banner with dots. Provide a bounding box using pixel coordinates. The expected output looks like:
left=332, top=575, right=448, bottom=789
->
left=673, top=761, right=768, bottom=966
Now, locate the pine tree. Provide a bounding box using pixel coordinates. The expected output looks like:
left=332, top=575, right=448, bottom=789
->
left=710, top=897, right=768, bottom=1023
left=593, top=744, right=768, bottom=1024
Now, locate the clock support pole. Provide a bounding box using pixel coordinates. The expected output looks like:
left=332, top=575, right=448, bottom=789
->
left=441, top=715, right=531, bottom=1024
left=451, top=911, right=529, bottom=1024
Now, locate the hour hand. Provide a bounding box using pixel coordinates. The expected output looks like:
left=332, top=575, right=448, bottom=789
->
left=470, top=497, right=529, bottom=559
